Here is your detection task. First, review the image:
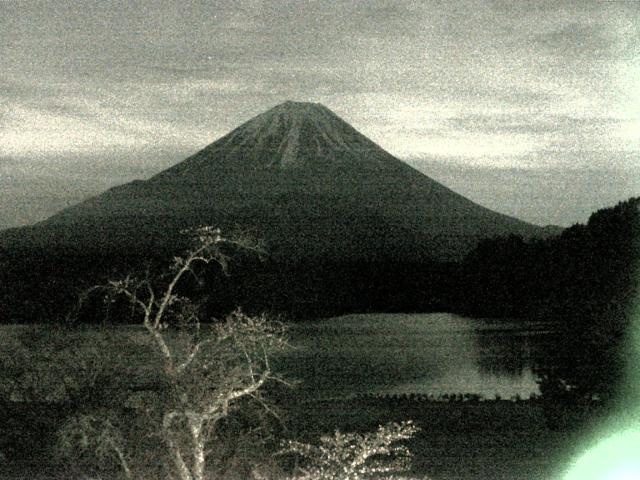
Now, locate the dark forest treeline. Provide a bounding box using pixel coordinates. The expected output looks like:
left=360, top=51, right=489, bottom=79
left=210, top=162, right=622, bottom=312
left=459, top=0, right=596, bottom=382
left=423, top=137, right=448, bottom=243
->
left=457, top=197, right=640, bottom=403
left=0, top=197, right=638, bottom=325
left=458, top=197, right=640, bottom=322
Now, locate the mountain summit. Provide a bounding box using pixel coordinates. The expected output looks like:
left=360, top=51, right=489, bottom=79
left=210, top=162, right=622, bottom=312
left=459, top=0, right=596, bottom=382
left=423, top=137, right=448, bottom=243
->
left=153, top=100, right=406, bottom=176
left=29, top=101, right=550, bottom=261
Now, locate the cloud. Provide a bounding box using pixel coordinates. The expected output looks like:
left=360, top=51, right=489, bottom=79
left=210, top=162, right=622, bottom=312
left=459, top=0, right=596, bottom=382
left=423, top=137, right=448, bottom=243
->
left=440, top=113, right=636, bottom=152
left=0, top=100, right=213, bottom=159
left=393, top=131, right=542, bottom=160
left=534, top=23, right=614, bottom=56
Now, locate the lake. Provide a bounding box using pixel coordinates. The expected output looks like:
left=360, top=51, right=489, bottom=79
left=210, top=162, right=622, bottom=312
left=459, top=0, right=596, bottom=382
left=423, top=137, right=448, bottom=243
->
left=277, top=312, right=556, bottom=400
left=0, top=313, right=557, bottom=402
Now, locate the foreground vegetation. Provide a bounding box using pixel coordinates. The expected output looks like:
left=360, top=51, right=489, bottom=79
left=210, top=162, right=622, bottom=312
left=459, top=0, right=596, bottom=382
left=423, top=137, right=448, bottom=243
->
left=1, top=388, right=605, bottom=479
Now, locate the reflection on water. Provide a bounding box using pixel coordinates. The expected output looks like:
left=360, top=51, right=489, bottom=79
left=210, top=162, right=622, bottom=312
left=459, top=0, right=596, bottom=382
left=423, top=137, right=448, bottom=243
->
left=280, top=313, right=555, bottom=400
left=379, top=365, right=540, bottom=399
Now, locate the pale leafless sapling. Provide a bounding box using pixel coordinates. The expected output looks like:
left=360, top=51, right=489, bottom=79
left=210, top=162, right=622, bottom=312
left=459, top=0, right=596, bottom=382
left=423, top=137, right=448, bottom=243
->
left=60, top=227, right=288, bottom=480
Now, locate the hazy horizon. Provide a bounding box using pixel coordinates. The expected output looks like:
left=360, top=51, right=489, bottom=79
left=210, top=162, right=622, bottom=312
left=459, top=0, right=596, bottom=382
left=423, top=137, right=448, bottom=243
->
left=2, top=1, right=639, bottom=229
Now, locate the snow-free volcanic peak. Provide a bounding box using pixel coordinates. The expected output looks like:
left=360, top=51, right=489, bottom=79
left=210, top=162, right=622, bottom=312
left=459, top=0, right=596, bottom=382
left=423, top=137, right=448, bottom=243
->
left=152, top=100, right=391, bottom=177
left=29, top=101, right=552, bottom=261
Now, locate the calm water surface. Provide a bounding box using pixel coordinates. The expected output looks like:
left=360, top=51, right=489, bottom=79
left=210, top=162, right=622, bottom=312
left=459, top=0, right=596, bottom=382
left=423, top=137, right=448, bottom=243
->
left=278, top=313, right=556, bottom=400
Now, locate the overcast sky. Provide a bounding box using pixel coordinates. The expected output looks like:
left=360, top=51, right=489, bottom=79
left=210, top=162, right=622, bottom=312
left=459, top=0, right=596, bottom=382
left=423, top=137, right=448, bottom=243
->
left=1, top=0, right=639, bottom=229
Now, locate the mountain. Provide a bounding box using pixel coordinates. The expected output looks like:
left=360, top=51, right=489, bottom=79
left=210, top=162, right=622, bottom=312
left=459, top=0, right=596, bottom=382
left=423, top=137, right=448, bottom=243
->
left=11, top=101, right=554, bottom=262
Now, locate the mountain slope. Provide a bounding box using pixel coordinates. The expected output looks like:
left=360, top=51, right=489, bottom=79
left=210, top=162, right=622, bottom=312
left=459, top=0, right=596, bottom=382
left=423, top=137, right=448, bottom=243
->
left=15, top=101, right=551, bottom=261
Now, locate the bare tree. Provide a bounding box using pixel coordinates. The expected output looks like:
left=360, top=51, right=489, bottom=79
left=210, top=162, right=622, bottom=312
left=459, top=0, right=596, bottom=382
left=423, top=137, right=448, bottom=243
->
left=62, top=227, right=288, bottom=480
left=57, top=413, right=133, bottom=479
left=279, top=421, right=421, bottom=480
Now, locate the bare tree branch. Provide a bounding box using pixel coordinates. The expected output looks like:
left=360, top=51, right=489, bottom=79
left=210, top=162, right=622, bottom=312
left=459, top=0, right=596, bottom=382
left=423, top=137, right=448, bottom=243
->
left=66, top=227, right=286, bottom=480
